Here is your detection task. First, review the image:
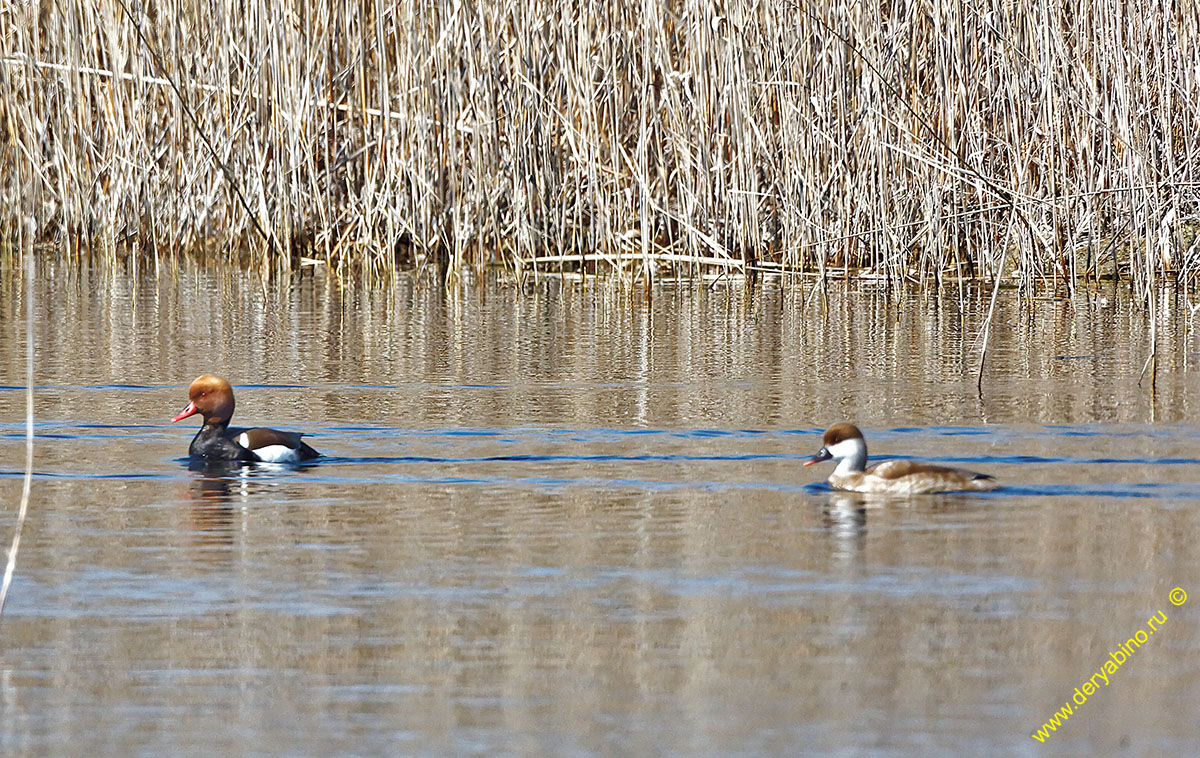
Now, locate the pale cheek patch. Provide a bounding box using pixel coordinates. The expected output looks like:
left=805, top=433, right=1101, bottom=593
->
left=828, top=439, right=861, bottom=458
left=252, top=445, right=301, bottom=463
left=237, top=433, right=251, bottom=448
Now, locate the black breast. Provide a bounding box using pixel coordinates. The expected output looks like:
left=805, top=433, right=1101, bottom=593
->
left=189, top=424, right=259, bottom=462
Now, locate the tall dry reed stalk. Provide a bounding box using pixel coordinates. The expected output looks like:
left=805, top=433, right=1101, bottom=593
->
left=1, top=0, right=1198, bottom=294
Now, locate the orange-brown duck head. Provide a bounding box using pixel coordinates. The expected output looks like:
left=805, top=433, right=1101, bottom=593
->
left=172, top=375, right=236, bottom=426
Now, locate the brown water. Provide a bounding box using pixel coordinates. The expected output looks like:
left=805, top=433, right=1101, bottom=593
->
left=1, top=257, right=1199, bottom=756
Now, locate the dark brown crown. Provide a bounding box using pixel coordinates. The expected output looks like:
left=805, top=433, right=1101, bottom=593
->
left=822, top=423, right=864, bottom=446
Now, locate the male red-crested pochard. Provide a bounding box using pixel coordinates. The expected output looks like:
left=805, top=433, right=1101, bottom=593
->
left=172, top=375, right=319, bottom=463
left=804, top=423, right=997, bottom=495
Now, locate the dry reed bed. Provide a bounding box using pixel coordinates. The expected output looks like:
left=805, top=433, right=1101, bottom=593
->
left=1, top=0, right=1199, bottom=294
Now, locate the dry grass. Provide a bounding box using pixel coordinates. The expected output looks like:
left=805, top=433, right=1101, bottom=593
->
left=1, top=0, right=1199, bottom=294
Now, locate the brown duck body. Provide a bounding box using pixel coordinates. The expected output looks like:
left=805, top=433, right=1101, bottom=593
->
left=172, top=375, right=319, bottom=463
left=806, top=423, right=997, bottom=495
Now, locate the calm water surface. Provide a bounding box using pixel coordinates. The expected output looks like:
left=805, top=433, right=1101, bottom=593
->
left=1, top=258, right=1200, bottom=756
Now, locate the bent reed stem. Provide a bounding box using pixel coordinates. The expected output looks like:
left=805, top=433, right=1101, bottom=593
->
left=0, top=224, right=35, bottom=620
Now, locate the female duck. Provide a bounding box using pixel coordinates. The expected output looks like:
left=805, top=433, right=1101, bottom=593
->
left=805, top=423, right=996, bottom=494
left=172, top=375, right=319, bottom=462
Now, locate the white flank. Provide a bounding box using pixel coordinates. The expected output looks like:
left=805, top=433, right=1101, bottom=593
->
left=252, top=444, right=301, bottom=463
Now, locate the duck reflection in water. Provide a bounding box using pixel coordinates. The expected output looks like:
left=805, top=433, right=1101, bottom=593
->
left=819, top=491, right=980, bottom=561
left=182, top=457, right=320, bottom=548
left=184, top=458, right=253, bottom=547
left=822, top=494, right=868, bottom=559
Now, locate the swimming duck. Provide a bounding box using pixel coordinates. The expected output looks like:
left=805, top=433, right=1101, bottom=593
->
left=172, top=375, right=319, bottom=463
left=805, top=423, right=997, bottom=494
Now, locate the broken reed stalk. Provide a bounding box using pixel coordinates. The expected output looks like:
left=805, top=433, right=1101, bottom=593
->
left=1, top=0, right=1198, bottom=291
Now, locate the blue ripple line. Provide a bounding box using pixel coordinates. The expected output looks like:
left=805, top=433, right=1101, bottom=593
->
left=999, top=483, right=1200, bottom=498
left=230, top=384, right=309, bottom=389
left=326, top=427, right=805, bottom=439
left=0, top=470, right=180, bottom=481
left=83, top=383, right=158, bottom=390
left=0, top=383, right=156, bottom=391
left=333, top=453, right=802, bottom=465
left=295, top=471, right=818, bottom=493
left=986, top=454, right=1200, bottom=466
